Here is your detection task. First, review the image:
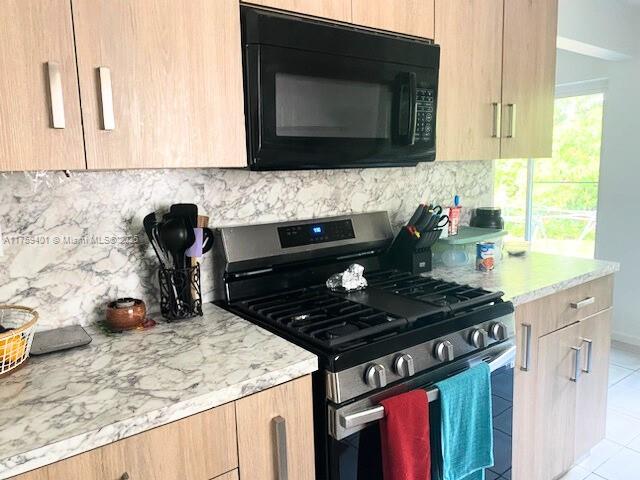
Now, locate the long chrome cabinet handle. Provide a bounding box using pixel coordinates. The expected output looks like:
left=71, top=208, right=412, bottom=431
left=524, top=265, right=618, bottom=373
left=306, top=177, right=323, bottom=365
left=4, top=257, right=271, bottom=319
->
left=571, top=297, right=595, bottom=309
left=582, top=338, right=593, bottom=373
left=505, top=103, right=516, bottom=138
left=491, top=102, right=502, bottom=138
left=520, top=323, right=532, bottom=371
left=273, top=416, right=288, bottom=480
left=570, top=345, right=582, bottom=382
left=98, top=67, right=115, bottom=130
left=47, top=62, right=65, bottom=129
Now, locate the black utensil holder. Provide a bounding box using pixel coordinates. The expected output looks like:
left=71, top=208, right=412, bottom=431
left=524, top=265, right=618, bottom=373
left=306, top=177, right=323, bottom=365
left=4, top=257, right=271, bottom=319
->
left=384, top=228, right=443, bottom=275
left=159, top=264, right=203, bottom=320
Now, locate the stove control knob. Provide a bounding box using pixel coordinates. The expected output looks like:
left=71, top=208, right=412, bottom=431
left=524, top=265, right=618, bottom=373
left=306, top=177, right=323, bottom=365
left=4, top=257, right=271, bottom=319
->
left=393, top=354, right=415, bottom=378
left=470, top=328, right=489, bottom=348
left=364, top=364, right=387, bottom=389
left=434, top=340, right=454, bottom=362
left=489, top=322, right=508, bottom=341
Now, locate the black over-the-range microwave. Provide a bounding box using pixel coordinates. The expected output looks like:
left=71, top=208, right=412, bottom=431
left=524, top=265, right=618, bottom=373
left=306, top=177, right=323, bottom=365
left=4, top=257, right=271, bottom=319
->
left=241, top=6, right=441, bottom=170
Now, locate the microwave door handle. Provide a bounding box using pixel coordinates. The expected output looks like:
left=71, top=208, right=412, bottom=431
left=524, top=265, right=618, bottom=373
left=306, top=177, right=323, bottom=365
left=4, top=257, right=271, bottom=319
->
left=394, top=72, right=417, bottom=145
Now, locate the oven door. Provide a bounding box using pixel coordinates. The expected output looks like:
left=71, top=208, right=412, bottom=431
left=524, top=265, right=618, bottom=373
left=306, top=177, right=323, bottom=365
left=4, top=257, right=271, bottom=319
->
left=327, top=343, right=515, bottom=480
left=244, top=44, right=438, bottom=170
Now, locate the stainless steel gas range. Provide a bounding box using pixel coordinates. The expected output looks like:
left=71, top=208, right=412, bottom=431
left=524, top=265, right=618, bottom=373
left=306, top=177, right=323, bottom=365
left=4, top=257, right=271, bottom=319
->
left=213, top=212, right=515, bottom=480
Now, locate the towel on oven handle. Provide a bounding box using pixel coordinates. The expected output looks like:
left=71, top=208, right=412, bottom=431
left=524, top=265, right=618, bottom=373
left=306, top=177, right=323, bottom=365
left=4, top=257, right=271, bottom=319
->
left=379, top=389, right=431, bottom=480
left=435, top=362, right=494, bottom=480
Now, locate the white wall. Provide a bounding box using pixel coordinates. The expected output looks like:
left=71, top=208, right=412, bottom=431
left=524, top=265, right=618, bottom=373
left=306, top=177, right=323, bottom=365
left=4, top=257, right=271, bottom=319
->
left=594, top=55, right=640, bottom=345
left=555, top=0, right=640, bottom=345
left=555, top=50, right=609, bottom=86
left=558, top=0, right=638, bottom=59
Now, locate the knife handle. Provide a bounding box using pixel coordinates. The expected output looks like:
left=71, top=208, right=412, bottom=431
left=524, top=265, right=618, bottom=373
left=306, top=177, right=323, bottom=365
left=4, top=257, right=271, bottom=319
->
left=407, top=204, right=425, bottom=226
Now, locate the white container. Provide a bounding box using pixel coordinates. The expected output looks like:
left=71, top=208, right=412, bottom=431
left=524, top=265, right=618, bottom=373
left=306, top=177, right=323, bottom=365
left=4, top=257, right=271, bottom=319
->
left=432, top=227, right=507, bottom=267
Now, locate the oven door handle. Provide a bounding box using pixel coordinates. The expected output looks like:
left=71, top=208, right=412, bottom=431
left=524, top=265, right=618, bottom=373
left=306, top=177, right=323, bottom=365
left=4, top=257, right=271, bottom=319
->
left=338, top=345, right=516, bottom=431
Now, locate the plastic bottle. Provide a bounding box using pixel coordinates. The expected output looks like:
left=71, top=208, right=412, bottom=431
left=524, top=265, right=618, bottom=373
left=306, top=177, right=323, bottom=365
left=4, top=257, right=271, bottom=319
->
left=448, top=195, right=462, bottom=236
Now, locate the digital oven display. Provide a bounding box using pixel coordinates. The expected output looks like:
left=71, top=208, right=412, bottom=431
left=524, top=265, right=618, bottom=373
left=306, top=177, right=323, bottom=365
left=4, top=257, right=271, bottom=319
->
left=278, top=220, right=355, bottom=248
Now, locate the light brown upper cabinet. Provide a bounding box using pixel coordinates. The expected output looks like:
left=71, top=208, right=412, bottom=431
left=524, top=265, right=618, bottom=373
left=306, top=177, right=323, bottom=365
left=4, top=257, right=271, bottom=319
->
left=501, top=0, right=558, bottom=159
left=0, top=0, right=85, bottom=172
left=435, top=0, right=504, bottom=160
left=435, top=0, right=558, bottom=161
left=244, top=0, right=351, bottom=22
left=352, top=0, right=435, bottom=38
left=72, top=0, right=247, bottom=169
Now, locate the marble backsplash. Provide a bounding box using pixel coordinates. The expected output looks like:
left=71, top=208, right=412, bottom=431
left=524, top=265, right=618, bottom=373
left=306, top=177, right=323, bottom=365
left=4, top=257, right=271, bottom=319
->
left=0, top=161, right=493, bottom=330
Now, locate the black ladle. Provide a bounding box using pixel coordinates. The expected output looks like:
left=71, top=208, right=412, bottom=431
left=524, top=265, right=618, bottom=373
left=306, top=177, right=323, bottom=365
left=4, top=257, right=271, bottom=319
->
left=159, top=217, right=193, bottom=270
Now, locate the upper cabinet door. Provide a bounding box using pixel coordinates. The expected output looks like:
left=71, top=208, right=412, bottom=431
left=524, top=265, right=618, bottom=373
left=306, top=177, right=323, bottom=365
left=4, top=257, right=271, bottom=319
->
left=352, top=0, right=435, bottom=38
left=434, top=0, right=503, bottom=161
left=0, top=0, right=85, bottom=172
left=245, top=0, right=351, bottom=22
left=72, top=0, right=247, bottom=169
left=501, top=0, right=558, bottom=159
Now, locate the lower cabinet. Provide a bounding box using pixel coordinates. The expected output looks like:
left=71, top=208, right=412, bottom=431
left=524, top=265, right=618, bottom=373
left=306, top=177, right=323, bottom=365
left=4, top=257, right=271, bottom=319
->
left=12, top=376, right=314, bottom=480
left=236, top=374, right=315, bottom=480
left=513, top=279, right=613, bottom=480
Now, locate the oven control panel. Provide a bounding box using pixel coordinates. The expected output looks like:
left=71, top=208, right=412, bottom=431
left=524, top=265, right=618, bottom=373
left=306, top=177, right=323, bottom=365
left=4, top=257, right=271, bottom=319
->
left=415, top=87, right=435, bottom=143
left=278, top=219, right=355, bottom=248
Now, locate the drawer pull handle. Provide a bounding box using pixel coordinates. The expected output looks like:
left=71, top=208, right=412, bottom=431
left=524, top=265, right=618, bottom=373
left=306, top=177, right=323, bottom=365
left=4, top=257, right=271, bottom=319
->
left=520, top=323, right=532, bottom=372
left=273, top=416, right=288, bottom=480
left=491, top=102, right=502, bottom=138
left=570, top=345, right=582, bottom=382
left=120, top=473, right=130, bottom=480
left=47, top=62, right=65, bottom=129
left=570, top=297, right=595, bottom=310
left=582, top=338, right=593, bottom=373
left=98, top=67, right=115, bottom=130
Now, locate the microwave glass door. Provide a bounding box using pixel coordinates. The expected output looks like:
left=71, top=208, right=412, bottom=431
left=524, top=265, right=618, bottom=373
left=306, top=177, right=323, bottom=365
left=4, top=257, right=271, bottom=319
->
left=245, top=45, right=437, bottom=169
left=275, top=73, right=392, bottom=139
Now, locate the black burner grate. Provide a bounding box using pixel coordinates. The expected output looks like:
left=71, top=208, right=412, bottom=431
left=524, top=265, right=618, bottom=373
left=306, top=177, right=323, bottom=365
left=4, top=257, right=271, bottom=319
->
left=230, top=270, right=504, bottom=353
left=366, top=270, right=503, bottom=312
left=234, top=285, right=408, bottom=350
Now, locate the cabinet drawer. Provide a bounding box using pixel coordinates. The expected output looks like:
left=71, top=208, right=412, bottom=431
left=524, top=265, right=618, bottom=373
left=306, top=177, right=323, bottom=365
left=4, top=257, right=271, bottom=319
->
left=99, top=401, right=237, bottom=480
left=520, top=275, right=613, bottom=337
left=13, top=402, right=237, bottom=480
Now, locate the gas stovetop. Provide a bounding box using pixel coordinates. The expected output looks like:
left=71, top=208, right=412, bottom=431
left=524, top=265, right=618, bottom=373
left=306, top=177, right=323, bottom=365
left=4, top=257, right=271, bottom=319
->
left=213, top=212, right=515, bottom=387
left=229, top=269, right=504, bottom=354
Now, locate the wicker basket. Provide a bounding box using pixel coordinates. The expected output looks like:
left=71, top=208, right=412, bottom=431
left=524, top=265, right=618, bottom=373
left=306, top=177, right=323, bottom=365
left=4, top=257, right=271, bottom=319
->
left=0, top=305, right=39, bottom=377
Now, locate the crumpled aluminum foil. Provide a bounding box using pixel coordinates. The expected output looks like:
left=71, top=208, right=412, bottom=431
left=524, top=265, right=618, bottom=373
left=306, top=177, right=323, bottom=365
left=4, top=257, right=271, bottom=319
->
left=326, top=263, right=368, bottom=292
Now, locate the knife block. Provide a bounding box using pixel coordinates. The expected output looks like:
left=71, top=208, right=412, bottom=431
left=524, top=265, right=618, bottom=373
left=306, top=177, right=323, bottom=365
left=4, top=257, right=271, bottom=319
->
left=384, top=228, right=442, bottom=275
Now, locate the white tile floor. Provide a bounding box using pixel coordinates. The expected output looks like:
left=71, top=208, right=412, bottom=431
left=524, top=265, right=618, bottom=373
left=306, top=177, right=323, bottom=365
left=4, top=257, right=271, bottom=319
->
left=560, top=342, right=640, bottom=480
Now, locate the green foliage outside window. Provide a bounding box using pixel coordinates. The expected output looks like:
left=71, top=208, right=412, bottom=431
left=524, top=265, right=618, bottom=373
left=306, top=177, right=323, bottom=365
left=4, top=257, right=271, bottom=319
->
left=495, top=93, right=604, bottom=257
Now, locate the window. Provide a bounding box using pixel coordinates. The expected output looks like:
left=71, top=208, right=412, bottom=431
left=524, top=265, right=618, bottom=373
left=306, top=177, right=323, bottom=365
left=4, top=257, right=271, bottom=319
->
left=495, top=92, right=604, bottom=258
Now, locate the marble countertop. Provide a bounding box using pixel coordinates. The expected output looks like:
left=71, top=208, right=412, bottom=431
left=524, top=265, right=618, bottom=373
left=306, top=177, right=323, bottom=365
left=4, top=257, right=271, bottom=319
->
left=429, top=252, right=620, bottom=306
left=0, top=303, right=318, bottom=479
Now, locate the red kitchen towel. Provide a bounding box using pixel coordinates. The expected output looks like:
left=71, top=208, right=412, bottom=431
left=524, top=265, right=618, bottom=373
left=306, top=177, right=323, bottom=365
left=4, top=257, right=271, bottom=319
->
left=380, top=389, right=431, bottom=480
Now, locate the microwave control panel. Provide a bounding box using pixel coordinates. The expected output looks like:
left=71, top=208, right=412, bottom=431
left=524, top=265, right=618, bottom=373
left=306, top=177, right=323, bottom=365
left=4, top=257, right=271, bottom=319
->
left=415, top=87, right=435, bottom=143
left=278, top=219, right=355, bottom=248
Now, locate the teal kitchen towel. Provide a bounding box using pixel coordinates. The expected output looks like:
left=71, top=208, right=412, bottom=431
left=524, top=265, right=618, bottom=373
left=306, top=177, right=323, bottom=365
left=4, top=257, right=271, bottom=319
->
left=435, top=362, right=494, bottom=480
